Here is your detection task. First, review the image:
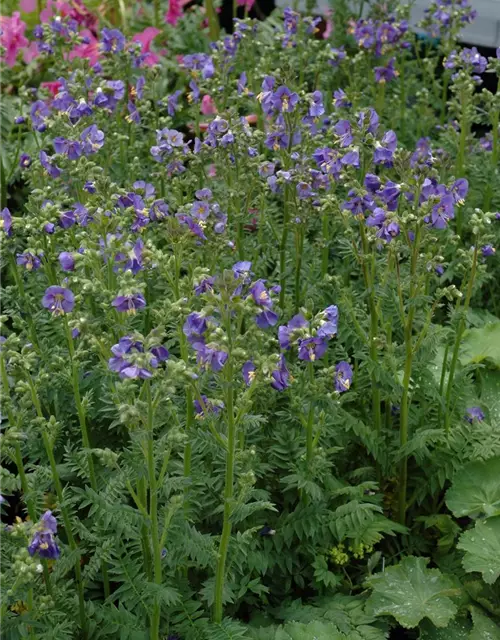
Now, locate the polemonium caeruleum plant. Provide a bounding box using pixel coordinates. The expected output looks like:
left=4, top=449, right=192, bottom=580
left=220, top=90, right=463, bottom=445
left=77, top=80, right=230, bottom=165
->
left=1, top=2, right=500, bottom=639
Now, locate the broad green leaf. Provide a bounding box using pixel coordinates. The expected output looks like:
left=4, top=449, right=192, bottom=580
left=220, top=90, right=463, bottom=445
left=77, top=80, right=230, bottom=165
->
left=469, top=607, right=500, bottom=640
left=365, top=556, right=458, bottom=628
left=460, top=323, right=500, bottom=367
left=419, top=618, right=471, bottom=639
left=457, top=517, right=500, bottom=584
left=480, top=371, right=500, bottom=426
left=445, top=457, right=500, bottom=518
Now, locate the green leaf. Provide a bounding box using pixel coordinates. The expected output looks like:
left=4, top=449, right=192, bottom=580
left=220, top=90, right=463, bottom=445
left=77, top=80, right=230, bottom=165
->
left=469, top=607, right=500, bottom=640
left=457, top=517, right=500, bottom=584
left=445, top=457, right=500, bottom=518
left=480, top=371, right=500, bottom=426
left=460, top=323, right=500, bottom=367
left=365, top=556, right=458, bottom=628
left=419, top=618, right=471, bottom=639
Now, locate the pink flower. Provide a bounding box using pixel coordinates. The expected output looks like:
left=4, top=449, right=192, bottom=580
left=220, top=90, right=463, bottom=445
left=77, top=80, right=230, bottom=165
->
left=132, top=27, right=161, bottom=67
left=323, top=10, right=333, bottom=39
left=20, top=0, right=37, bottom=13
left=236, top=0, right=255, bottom=9
left=0, top=12, right=29, bottom=67
left=23, top=41, right=39, bottom=63
left=208, top=164, right=217, bottom=177
left=200, top=95, right=217, bottom=115
left=165, top=0, right=190, bottom=26
left=40, top=0, right=73, bottom=23
left=41, top=80, right=64, bottom=97
left=68, top=29, right=100, bottom=66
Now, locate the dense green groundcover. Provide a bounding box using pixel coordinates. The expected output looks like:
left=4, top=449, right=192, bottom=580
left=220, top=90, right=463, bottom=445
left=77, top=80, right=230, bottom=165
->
left=1, top=0, right=500, bottom=638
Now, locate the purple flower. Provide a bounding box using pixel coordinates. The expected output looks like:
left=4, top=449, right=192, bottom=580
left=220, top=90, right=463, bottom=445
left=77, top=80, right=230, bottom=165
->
left=150, top=199, right=170, bottom=221
left=250, top=280, right=272, bottom=307
left=429, top=194, right=454, bottom=229
left=334, top=361, right=353, bottom=392
left=334, top=120, right=353, bottom=147
left=297, top=182, right=314, bottom=199
left=112, top=293, right=146, bottom=314
left=81, top=125, right=104, bottom=155
left=256, top=309, right=279, bottom=329
left=19, top=153, right=32, bottom=169
left=194, top=277, right=215, bottom=295
left=309, top=91, right=324, bottom=117
left=30, top=100, right=51, bottom=132
left=191, top=200, right=210, bottom=220
left=450, top=178, right=468, bottom=204
left=328, top=47, right=346, bottom=68
left=53, top=137, right=83, bottom=160
left=42, top=286, right=75, bottom=315
left=298, top=336, right=328, bottom=361
left=101, top=28, right=125, bottom=53
left=278, top=314, right=308, bottom=349
left=374, top=130, right=397, bottom=167
left=364, top=173, right=381, bottom=193
left=333, top=88, right=351, bottom=108
left=176, top=214, right=206, bottom=241
left=1, top=208, right=13, bottom=236
left=271, top=86, right=299, bottom=113
left=39, top=151, right=62, bottom=178
left=461, top=47, right=487, bottom=74
left=358, top=108, right=379, bottom=134
left=28, top=511, right=60, bottom=559
left=150, top=345, right=169, bottom=364
left=465, top=406, right=484, bottom=422
left=341, top=149, right=360, bottom=168
left=232, top=261, right=253, bottom=281
left=16, top=252, right=41, bottom=271
left=317, top=305, right=338, bottom=338
left=193, top=342, right=228, bottom=371
left=374, top=57, right=398, bottom=83
left=482, top=244, right=495, bottom=257
left=183, top=312, right=208, bottom=344
left=242, top=361, right=256, bottom=385
left=167, top=90, right=182, bottom=116
left=194, top=395, right=224, bottom=417
left=59, top=251, right=75, bottom=271
left=271, top=356, right=290, bottom=392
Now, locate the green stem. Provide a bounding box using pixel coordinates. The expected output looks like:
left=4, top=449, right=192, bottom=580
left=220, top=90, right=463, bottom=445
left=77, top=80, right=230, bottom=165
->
left=294, top=225, right=304, bottom=312
left=26, top=374, right=87, bottom=637
left=444, top=245, right=478, bottom=433
left=483, top=110, right=499, bottom=211
left=321, top=212, right=329, bottom=277
left=213, top=339, right=236, bottom=623
left=146, top=381, right=162, bottom=639
left=305, top=362, right=315, bottom=464
left=205, top=0, right=220, bottom=41
left=63, top=319, right=110, bottom=598
left=279, top=186, right=290, bottom=310
left=359, top=224, right=381, bottom=439
left=397, top=228, right=421, bottom=525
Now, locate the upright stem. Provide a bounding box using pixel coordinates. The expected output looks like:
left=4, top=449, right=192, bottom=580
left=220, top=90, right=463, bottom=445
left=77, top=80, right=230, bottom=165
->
left=64, top=319, right=111, bottom=598
left=444, top=245, right=478, bottom=433
left=153, top=0, right=160, bottom=28
left=456, top=88, right=469, bottom=236
left=213, top=322, right=236, bottom=623
left=483, top=110, right=499, bottom=211
left=146, top=381, right=162, bottom=640
left=321, top=212, right=329, bottom=277
left=205, top=0, right=220, bottom=41
left=397, top=228, right=421, bottom=525
left=279, top=186, right=291, bottom=310
left=359, top=224, right=381, bottom=439
left=294, top=225, right=304, bottom=312
left=305, top=362, right=315, bottom=464
left=26, top=374, right=87, bottom=637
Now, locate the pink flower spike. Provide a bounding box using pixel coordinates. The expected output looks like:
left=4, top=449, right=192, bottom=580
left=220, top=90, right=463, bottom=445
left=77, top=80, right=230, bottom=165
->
left=68, top=29, right=100, bottom=66
left=23, top=41, right=39, bottom=63
left=132, top=27, right=161, bottom=67
left=20, top=0, right=37, bottom=13
left=0, top=12, right=29, bottom=67
left=200, top=95, right=217, bottom=115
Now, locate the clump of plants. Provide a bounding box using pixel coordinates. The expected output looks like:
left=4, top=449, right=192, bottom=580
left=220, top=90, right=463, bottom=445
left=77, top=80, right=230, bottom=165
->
left=1, top=1, right=499, bottom=639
